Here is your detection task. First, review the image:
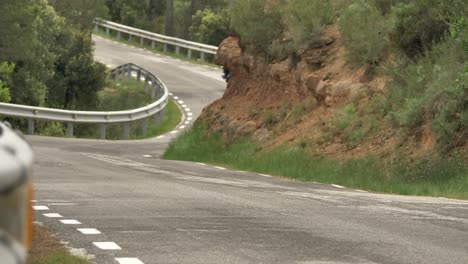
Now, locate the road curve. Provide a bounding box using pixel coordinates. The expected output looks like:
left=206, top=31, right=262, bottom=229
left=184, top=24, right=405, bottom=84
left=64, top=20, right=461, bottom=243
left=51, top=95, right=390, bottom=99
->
left=28, top=36, right=468, bottom=264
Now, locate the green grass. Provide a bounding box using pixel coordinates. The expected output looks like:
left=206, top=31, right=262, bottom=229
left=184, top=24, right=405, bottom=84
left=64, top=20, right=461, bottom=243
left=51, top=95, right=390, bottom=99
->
left=163, top=123, right=468, bottom=199
left=94, top=30, right=220, bottom=68
left=29, top=252, right=87, bottom=264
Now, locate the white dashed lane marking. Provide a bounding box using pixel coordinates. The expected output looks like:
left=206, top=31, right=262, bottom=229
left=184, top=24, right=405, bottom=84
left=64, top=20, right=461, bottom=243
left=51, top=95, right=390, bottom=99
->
left=143, top=155, right=152, bottom=158
left=93, top=242, right=121, bottom=250
left=115, top=258, right=145, bottom=264
left=258, top=174, right=272, bottom=178
left=33, top=206, right=49, bottom=211
left=78, top=228, right=101, bottom=235
left=178, top=100, right=184, bottom=104
left=187, top=113, right=193, bottom=116
left=170, top=131, right=178, bottom=134
left=179, top=125, right=186, bottom=129
left=214, top=166, right=226, bottom=170
left=60, top=219, right=82, bottom=225
left=156, top=135, right=165, bottom=139
left=185, top=108, right=191, bottom=112
left=43, top=213, right=63, bottom=218
left=187, top=117, right=193, bottom=121
left=173, top=96, right=179, bottom=100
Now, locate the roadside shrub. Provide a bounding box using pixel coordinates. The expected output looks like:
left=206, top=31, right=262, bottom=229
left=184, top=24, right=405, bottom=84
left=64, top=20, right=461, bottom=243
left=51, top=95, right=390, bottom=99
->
left=189, top=8, right=230, bottom=46
left=339, top=0, right=389, bottom=67
left=41, top=122, right=66, bottom=137
left=284, top=0, right=333, bottom=50
left=229, top=0, right=283, bottom=55
left=387, top=35, right=467, bottom=151
left=389, top=2, right=448, bottom=58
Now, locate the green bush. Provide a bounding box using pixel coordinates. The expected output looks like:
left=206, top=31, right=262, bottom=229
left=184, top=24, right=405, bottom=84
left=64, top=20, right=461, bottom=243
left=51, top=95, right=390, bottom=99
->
left=284, top=0, right=333, bottom=49
left=339, top=0, right=389, bottom=67
left=189, top=8, right=230, bottom=46
left=229, top=0, right=283, bottom=55
left=387, top=34, right=467, bottom=151
left=389, top=2, right=448, bottom=57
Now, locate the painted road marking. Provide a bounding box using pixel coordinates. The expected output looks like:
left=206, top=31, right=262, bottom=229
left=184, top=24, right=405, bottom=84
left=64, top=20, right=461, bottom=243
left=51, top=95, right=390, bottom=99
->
left=332, top=184, right=345, bottom=189
left=184, top=121, right=190, bottom=125
left=77, top=228, right=101, bottom=235
left=48, top=202, right=77, bottom=206
left=196, top=163, right=206, bottom=166
left=214, top=166, right=226, bottom=170
left=169, top=92, right=173, bottom=96
left=187, top=117, right=193, bottom=121
left=182, top=104, right=187, bottom=108
left=170, top=131, right=178, bottom=134
left=93, top=242, right=121, bottom=250
left=187, top=112, right=193, bottom=116
left=33, top=206, right=49, bottom=211
left=179, top=125, right=186, bottom=129
left=185, top=108, right=191, bottom=112
left=60, top=219, right=82, bottom=225
left=31, top=200, right=37, bottom=203
left=115, top=258, right=144, bottom=264
left=143, top=155, right=152, bottom=158
left=178, top=100, right=184, bottom=104
left=173, top=96, right=179, bottom=100
left=43, top=213, right=63, bottom=218
left=156, top=135, right=165, bottom=139
left=258, top=174, right=272, bottom=178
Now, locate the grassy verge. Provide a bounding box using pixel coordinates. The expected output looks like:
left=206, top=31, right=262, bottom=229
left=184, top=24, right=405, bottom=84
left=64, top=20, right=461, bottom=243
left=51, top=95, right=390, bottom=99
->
left=94, top=31, right=220, bottom=68
left=163, top=123, right=468, bottom=200
left=27, top=225, right=87, bottom=264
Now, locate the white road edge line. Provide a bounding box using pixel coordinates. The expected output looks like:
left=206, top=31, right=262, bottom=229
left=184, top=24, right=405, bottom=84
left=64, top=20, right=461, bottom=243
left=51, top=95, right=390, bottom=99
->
left=43, top=213, right=63, bottom=218
left=196, top=163, right=206, bottom=166
left=93, top=242, right=121, bottom=250
left=214, top=166, right=226, bottom=170
left=332, top=184, right=345, bottom=189
left=77, top=228, right=101, bottom=235
left=60, top=219, right=82, bottom=225
left=33, top=206, right=49, bottom=211
left=115, top=258, right=145, bottom=264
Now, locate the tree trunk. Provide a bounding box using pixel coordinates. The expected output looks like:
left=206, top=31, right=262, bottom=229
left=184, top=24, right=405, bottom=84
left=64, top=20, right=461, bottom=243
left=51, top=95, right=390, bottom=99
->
left=148, top=0, right=161, bottom=21
left=165, top=0, right=174, bottom=37
left=183, top=0, right=201, bottom=39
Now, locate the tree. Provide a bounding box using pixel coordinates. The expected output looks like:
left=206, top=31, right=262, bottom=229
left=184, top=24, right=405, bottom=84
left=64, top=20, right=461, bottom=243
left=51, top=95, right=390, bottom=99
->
left=165, top=0, right=174, bottom=36
left=48, top=0, right=108, bottom=31
left=0, top=62, right=14, bottom=103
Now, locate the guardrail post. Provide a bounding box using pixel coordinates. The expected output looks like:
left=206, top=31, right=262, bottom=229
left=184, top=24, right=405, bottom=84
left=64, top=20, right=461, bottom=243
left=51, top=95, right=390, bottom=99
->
left=142, top=118, right=148, bottom=136
left=159, top=108, right=165, bottom=122
left=123, top=122, right=130, bottom=140
left=105, top=27, right=110, bottom=36
left=200, top=52, right=205, bottom=62
left=140, top=37, right=144, bottom=46
left=144, top=76, right=149, bottom=93
left=151, top=83, right=157, bottom=99
left=28, top=119, right=34, bottom=135
left=175, top=46, right=180, bottom=55
left=100, top=124, right=106, bottom=139
left=67, top=123, right=73, bottom=137
left=94, top=24, right=99, bottom=33
left=137, top=69, right=141, bottom=83
left=128, top=34, right=132, bottom=42
left=117, top=31, right=121, bottom=40
left=115, top=67, right=120, bottom=81
left=187, top=49, right=192, bottom=59
left=163, top=43, right=168, bottom=53
left=127, top=65, right=132, bottom=81
left=151, top=40, right=155, bottom=49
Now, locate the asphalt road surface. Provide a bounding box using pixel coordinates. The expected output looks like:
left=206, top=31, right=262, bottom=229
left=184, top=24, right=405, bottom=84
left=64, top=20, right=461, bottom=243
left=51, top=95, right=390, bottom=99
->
left=29, top=36, right=468, bottom=264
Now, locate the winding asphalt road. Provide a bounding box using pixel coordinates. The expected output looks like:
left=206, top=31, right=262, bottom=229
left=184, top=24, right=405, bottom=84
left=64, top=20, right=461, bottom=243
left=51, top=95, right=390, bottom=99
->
left=29, top=36, right=468, bottom=264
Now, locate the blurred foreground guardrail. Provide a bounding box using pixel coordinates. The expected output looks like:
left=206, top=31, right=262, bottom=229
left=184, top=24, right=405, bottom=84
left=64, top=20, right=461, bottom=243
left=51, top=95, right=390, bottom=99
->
left=94, top=19, right=218, bottom=62
left=0, top=63, right=169, bottom=140
left=0, top=122, right=34, bottom=264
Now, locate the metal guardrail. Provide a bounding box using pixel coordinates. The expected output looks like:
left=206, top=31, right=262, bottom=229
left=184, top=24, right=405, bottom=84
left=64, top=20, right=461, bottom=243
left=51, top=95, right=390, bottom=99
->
left=94, top=19, right=218, bottom=61
left=0, top=63, right=169, bottom=140
left=0, top=122, right=34, bottom=264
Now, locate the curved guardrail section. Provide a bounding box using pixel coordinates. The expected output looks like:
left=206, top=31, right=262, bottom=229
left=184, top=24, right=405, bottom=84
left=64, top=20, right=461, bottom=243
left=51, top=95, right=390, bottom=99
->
left=94, top=19, right=218, bottom=61
left=0, top=122, right=34, bottom=264
left=0, top=63, right=169, bottom=140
